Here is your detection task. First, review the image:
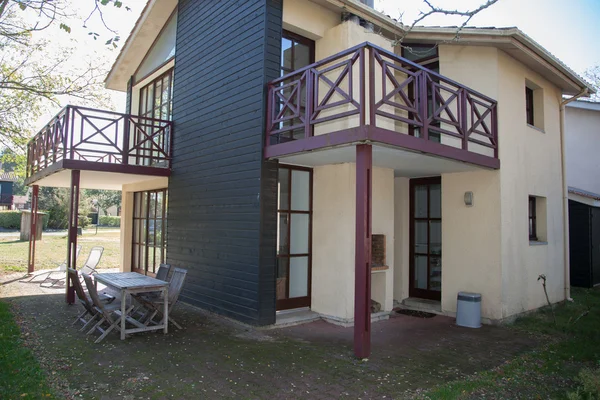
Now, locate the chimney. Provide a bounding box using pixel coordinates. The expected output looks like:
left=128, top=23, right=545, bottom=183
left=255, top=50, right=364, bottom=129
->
left=359, top=0, right=375, bottom=7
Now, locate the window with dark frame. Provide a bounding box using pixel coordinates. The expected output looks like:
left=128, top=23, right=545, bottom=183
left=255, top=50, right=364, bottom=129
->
left=529, top=196, right=537, bottom=241
left=525, top=86, right=534, bottom=126
left=276, top=165, right=312, bottom=310
left=138, top=68, right=174, bottom=121
left=402, top=44, right=441, bottom=143
left=274, top=31, right=315, bottom=144
left=132, top=189, right=168, bottom=276
left=136, top=69, right=174, bottom=166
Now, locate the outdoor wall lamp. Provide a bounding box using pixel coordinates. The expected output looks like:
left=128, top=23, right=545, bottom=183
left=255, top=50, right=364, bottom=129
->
left=464, top=191, right=474, bottom=207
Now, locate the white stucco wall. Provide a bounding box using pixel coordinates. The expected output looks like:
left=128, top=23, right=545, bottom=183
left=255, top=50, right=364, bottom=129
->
left=282, top=0, right=339, bottom=40
left=435, top=45, right=566, bottom=319
left=393, top=177, right=410, bottom=302
left=312, top=163, right=394, bottom=322
left=565, top=105, right=600, bottom=195
left=441, top=171, right=502, bottom=319
left=496, top=50, right=566, bottom=316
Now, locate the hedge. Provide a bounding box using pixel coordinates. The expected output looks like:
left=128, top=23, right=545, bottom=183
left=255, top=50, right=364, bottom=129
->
left=99, top=215, right=121, bottom=227
left=0, top=211, right=49, bottom=230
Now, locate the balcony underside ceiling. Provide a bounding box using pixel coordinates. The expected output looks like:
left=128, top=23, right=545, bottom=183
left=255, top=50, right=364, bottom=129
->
left=27, top=167, right=168, bottom=190
left=276, top=143, right=486, bottom=178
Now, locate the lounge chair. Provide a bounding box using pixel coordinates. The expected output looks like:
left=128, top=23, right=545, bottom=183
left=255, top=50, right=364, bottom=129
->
left=23, top=245, right=82, bottom=285
left=135, top=267, right=187, bottom=329
left=79, top=246, right=104, bottom=275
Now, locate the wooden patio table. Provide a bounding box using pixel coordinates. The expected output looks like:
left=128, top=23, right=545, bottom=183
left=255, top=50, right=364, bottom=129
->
left=94, top=272, right=168, bottom=340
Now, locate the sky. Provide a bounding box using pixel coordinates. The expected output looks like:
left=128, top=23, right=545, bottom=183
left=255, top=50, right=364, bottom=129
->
left=32, top=0, right=600, bottom=127
left=376, top=0, right=600, bottom=76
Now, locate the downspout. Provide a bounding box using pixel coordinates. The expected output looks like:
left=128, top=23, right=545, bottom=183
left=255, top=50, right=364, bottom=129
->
left=559, top=88, right=589, bottom=301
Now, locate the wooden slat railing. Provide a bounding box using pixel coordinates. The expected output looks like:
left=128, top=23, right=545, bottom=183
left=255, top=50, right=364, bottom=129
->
left=26, top=106, right=173, bottom=178
left=266, top=42, right=498, bottom=159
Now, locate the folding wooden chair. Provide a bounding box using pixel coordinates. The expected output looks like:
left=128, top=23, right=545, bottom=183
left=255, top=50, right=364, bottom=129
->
left=69, top=268, right=117, bottom=332
left=135, top=267, right=187, bottom=329
left=83, top=273, right=136, bottom=343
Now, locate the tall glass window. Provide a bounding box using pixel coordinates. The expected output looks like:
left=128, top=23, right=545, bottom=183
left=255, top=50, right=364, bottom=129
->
left=132, top=189, right=168, bottom=276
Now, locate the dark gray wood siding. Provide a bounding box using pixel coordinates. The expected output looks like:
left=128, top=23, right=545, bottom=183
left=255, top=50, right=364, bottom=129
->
left=167, top=0, right=282, bottom=325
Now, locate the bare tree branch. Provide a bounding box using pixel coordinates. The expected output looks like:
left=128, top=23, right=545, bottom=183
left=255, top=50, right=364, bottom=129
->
left=392, top=0, right=499, bottom=55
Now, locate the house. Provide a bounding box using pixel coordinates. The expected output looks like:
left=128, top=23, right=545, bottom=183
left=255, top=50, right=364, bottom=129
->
left=565, top=100, right=600, bottom=288
left=24, top=0, right=593, bottom=357
left=0, top=169, right=17, bottom=210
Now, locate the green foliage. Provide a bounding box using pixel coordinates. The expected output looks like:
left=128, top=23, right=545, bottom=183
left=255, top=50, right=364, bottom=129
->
left=567, top=367, right=600, bottom=400
left=78, top=215, right=91, bottom=228
left=84, top=189, right=121, bottom=215
left=98, top=215, right=120, bottom=227
left=38, top=187, right=89, bottom=229
left=0, top=211, right=48, bottom=229
left=0, top=211, right=21, bottom=229
left=0, top=301, right=54, bottom=398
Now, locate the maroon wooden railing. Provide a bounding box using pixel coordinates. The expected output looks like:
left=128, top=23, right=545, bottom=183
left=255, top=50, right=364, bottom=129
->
left=26, top=105, right=173, bottom=178
left=0, top=194, right=13, bottom=205
left=266, top=42, right=498, bottom=159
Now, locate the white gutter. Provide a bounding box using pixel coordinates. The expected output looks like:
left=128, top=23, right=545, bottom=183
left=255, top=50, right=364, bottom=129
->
left=559, top=88, right=590, bottom=301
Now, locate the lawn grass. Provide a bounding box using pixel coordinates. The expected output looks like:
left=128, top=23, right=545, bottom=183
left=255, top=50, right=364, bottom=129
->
left=0, top=301, right=54, bottom=399
left=421, top=287, right=600, bottom=399
left=0, top=229, right=121, bottom=273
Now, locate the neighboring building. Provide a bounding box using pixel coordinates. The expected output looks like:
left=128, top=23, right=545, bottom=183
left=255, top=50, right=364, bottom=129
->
left=24, top=0, right=593, bottom=356
left=565, top=101, right=600, bottom=288
left=0, top=170, right=17, bottom=210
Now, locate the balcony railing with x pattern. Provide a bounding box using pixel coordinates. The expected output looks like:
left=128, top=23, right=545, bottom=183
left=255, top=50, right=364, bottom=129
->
left=266, top=42, right=498, bottom=160
left=26, top=105, right=173, bottom=179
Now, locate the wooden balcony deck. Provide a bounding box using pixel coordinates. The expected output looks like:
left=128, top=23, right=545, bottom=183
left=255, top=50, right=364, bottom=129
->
left=265, top=42, right=499, bottom=169
left=25, top=106, right=173, bottom=186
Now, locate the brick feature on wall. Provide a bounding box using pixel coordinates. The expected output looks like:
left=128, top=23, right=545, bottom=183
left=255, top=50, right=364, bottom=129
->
left=372, top=234, right=386, bottom=267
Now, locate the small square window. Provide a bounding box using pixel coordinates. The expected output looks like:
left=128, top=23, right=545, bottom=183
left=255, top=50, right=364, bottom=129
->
left=525, top=80, right=544, bottom=131
left=528, top=196, right=537, bottom=241
left=525, top=87, right=534, bottom=126
left=529, top=195, right=547, bottom=244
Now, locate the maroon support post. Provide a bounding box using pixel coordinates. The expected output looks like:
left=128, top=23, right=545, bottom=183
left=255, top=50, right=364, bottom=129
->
left=27, top=185, right=39, bottom=274
left=66, top=170, right=80, bottom=304
left=354, top=144, right=372, bottom=359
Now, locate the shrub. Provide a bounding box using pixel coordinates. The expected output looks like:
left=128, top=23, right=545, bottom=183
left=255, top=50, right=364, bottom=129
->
left=0, top=211, right=21, bottom=229
left=567, top=367, right=600, bottom=400
left=99, top=215, right=120, bottom=227
left=78, top=215, right=91, bottom=229
left=0, top=211, right=49, bottom=230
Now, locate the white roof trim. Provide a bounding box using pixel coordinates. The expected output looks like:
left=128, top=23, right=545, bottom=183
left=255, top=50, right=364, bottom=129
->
left=105, top=0, right=177, bottom=92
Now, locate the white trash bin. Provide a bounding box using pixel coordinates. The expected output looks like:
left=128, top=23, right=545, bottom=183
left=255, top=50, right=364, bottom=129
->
left=456, top=292, right=482, bottom=328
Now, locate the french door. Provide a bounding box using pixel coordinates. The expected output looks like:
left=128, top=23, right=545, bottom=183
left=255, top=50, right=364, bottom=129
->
left=132, top=189, right=168, bottom=277
left=276, top=165, right=312, bottom=310
left=409, top=177, right=442, bottom=300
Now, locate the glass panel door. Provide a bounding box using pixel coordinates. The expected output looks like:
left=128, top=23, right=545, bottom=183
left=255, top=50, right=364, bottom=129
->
left=409, top=177, right=442, bottom=300
left=276, top=165, right=312, bottom=310
left=132, top=188, right=168, bottom=276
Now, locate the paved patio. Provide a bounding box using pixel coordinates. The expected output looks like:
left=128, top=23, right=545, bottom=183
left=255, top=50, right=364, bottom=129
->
left=1, top=272, right=537, bottom=399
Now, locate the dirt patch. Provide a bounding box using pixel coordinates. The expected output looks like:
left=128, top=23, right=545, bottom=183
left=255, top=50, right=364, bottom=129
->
left=1, top=278, right=539, bottom=399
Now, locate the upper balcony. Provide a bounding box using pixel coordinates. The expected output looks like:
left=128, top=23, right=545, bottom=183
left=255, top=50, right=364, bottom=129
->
left=265, top=42, right=499, bottom=170
left=25, top=105, right=173, bottom=190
